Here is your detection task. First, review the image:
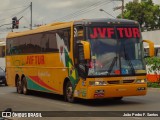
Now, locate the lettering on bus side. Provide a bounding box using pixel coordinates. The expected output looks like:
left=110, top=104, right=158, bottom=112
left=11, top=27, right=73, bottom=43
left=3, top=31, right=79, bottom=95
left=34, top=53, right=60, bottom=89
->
left=26, top=55, right=45, bottom=65
left=89, top=27, right=140, bottom=39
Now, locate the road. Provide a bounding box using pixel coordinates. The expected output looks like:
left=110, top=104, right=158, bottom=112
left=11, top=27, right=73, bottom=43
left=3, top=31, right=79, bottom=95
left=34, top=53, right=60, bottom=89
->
left=0, top=85, right=160, bottom=120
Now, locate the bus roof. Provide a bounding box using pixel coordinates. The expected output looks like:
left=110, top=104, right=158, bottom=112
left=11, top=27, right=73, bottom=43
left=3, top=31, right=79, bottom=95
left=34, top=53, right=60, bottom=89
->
left=7, top=18, right=139, bottom=39
left=73, top=18, right=139, bottom=25
left=7, top=21, right=73, bottom=39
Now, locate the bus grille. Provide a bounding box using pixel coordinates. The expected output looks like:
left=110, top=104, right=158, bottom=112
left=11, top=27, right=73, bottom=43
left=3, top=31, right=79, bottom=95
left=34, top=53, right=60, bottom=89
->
left=108, top=80, right=119, bottom=84
left=107, top=80, right=135, bottom=84
left=123, top=80, right=135, bottom=83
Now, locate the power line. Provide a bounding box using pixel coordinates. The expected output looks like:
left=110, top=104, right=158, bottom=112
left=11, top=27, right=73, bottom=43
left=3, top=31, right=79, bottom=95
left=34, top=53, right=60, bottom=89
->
left=0, top=5, right=28, bottom=12
left=60, top=1, right=113, bottom=21
left=0, top=23, right=12, bottom=27
left=0, top=28, right=10, bottom=32
left=49, top=0, right=107, bottom=22
left=111, top=0, right=119, bottom=17
left=99, top=9, right=116, bottom=18
left=54, top=0, right=110, bottom=21
left=0, top=5, right=30, bottom=23
left=52, top=0, right=112, bottom=22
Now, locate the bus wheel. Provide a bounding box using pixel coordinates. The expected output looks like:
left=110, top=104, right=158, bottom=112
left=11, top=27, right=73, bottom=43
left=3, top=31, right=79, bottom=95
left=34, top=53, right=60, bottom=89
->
left=65, top=81, right=74, bottom=102
left=16, top=77, right=23, bottom=94
left=113, top=97, right=123, bottom=100
left=4, top=79, right=8, bottom=86
left=22, top=77, right=29, bottom=95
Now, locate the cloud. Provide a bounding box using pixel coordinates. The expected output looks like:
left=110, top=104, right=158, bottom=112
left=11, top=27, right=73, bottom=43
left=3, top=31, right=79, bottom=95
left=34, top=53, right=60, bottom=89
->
left=153, top=0, right=160, bottom=4
left=0, top=0, right=159, bottom=35
left=0, top=0, right=10, bottom=9
left=47, top=1, right=73, bottom=9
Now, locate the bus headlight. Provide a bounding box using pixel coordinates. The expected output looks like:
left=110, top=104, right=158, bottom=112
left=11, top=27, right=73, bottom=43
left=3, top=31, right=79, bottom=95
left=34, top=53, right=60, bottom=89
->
left=135, top=79, right=146, bottom=84
left=89, top=81, right=107, bottom=86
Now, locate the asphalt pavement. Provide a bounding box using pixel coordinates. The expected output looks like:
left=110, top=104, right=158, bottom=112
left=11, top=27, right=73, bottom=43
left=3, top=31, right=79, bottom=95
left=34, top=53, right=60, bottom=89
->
left=0, top=85, right=160, bottom=120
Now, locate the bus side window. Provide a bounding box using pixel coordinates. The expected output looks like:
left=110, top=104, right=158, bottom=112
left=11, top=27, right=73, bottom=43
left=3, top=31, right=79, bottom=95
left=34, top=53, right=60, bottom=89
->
left=157, top=48, right=160, bottom=57
left=144, top=48, right=149, bottom=57
left=73, top=26, right=84, bottom=65
left=58, top=29, right=70, bottom=51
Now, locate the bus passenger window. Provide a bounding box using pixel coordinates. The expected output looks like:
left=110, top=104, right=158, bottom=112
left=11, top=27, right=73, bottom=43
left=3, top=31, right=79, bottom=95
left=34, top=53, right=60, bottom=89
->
left=157, top=48, right=160, bottom=57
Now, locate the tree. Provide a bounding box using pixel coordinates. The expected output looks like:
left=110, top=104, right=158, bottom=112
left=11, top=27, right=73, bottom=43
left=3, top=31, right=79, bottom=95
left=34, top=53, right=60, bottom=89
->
left=117, top=0, right=160, bottom=31
left=145, top=57, right=160, bottom=83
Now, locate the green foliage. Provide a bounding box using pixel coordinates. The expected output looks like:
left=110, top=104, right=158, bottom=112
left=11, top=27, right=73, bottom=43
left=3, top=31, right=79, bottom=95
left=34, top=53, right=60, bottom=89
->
left=145, top=57, right=160, bottom=73
left=145, top=57, right=160, bottom=83
left=147, top=82, right=160, bottom=88
left=117, top=0, right=160, bottom=31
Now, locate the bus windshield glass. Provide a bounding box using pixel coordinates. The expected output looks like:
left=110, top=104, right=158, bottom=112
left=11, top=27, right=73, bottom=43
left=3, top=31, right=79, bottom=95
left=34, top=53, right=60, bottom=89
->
left=87, top=26, right=145, bottom=76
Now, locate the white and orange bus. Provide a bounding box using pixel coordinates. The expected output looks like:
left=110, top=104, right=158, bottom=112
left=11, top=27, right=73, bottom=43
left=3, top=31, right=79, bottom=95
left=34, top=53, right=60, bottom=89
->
left=6, top=18, right=154, bottom=102
left=144, top=45, right=160, bottom=82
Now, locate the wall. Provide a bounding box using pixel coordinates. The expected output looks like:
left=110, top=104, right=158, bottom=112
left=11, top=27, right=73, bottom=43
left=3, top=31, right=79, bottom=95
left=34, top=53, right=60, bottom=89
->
left=142, top=30, right=160, bottom=46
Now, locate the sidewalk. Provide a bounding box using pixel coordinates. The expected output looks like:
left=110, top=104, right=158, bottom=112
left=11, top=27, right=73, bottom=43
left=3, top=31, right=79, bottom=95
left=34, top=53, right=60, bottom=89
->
left=148, top=87, right=160, bottom=92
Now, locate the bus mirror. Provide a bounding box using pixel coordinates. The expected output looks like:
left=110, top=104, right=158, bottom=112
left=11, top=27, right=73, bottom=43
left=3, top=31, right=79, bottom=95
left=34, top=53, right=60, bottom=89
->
left=143, top=40, right=154, bottom=57
left=78, top=41, right=91, bottom=60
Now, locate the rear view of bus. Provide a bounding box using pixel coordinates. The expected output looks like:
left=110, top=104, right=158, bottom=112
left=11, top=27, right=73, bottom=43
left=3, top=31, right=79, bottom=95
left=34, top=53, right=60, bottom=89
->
left=73, top=19, right=147, bottom=101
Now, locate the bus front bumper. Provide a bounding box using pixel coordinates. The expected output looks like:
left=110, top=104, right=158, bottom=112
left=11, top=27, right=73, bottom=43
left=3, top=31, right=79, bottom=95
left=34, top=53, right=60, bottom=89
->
left=80, top=84, right=147, bottom=99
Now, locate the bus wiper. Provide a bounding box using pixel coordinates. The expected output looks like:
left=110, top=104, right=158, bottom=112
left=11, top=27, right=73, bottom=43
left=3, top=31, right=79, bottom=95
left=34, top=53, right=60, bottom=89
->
left=107, top=57, right=117, bottom=75
left=123, top=46, right=135, bottom=74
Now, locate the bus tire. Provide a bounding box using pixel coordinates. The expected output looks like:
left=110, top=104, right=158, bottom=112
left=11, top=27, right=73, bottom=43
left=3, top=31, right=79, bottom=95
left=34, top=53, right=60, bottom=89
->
left=22, top=77, right=29, bottom=95
left=16, top=77, right=23, bottom=94
left=4, top=79, right=8, bottom=86
left=65, top=80, right=74, bottom=103
left=113, top=97, right=123, bottom=100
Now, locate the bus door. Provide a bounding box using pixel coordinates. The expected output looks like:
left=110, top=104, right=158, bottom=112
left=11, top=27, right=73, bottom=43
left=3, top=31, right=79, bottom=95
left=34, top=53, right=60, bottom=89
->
left=73, top=26, right=88, bottom=79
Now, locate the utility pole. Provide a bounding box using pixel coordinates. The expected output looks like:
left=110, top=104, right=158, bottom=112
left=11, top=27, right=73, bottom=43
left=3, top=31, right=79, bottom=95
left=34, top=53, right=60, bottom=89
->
left=121, top=0, right=124, bottom=19
left=113, top=0, right=124, bottom=19
left=30, top=2, right=32, bottom=30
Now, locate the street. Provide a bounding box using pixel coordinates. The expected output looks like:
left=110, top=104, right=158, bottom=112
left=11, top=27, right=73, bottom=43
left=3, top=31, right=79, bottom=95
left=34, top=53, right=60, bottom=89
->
left=0, top=85, right=160, bottom=120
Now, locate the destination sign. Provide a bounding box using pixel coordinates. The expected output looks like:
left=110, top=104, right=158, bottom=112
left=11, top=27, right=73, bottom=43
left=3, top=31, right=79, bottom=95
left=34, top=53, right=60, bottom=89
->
left=89, top=27, right=140, bottom=39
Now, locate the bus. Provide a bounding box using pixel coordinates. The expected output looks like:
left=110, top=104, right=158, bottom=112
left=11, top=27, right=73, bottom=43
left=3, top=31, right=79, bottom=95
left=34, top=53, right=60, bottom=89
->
left=0, top=41, right=7, bottom=86
left=144, top=45, right=160, bottom=57
left=6, top=18, right=154, bottom=102
left=0, top=41, right=5, bottom=70
left=144, top=45, right=160, bottom=82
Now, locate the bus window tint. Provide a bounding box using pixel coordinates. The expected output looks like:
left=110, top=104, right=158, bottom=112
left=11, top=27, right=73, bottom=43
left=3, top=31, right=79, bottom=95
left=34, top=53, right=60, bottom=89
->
left=6, top=29, right=71, bottom=55
left=157, top=48, right=160, bottom=57
left=0, top=46, right=5, bottom=57
left=57, top=29, right=70, bottom=51
left=87, top=26, right=145, bottom=76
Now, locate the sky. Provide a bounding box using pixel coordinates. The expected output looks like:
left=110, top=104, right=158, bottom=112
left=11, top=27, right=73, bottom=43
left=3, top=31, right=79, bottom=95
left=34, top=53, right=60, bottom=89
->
left=0, top=0, right=160, bottom=38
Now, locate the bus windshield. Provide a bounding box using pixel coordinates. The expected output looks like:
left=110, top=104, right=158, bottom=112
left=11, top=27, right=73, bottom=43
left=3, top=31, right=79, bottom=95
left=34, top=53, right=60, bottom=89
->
left=87, top=26, right=145, bottom=76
